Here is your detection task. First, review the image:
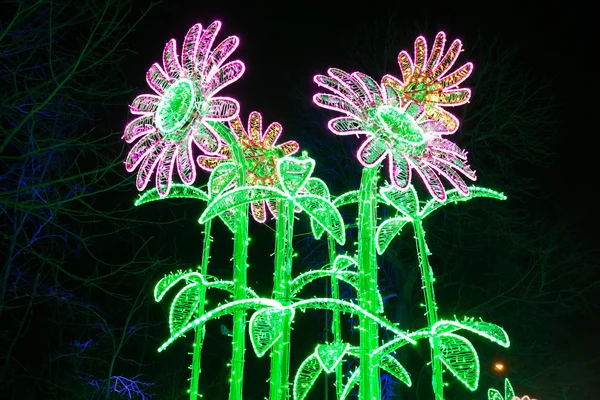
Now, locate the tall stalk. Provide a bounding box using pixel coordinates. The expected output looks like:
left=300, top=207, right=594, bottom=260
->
left=413, top=219, right=443, bottom=399
left=327, top=234, right=343, bottom=400
left=268, top=200, right=295, bottom=400
left=357, top=166, right=380, bottom=400
left=209, top=122, right=249, bottom=400
left=189, top=219, right=212, bottom=399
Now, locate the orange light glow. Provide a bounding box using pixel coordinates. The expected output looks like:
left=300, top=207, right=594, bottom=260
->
left=494, top=362, right=505, bottom=371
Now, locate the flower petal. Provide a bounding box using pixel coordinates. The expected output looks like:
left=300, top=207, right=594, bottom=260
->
left=130, top=94, right=160, bottom=115
left=204, top=97, right=240, bottom=121
left=427, top=89, right=471, bottom=106
left=328, top=117, right=368, bottom=136
left=397, top=50, right=414, bottom=84
left=329, top=68, right=371, bottom=108
left=248, top=111, right=263, bottom=143
left=429, top=38, right=462, bottom=81
left=389, top=151, right=411, bottom=189
left=314, top=74, right=357, bottom=104
left=437, top=62, right=473, bottom=89
left=192, top=120, right=220, bottom=153
left=182, top=23, right=202, bottom=74
left=352, top=72, right=383, bottom=107
left=204, top=35, right=240, bottom=78
left=136, top=141, right=167, bottom=191
left=162, top=39, right=182, bottom=80
left=251, top=200, right=267, bottom=223
left=357, top=136, right=388, bottom=167
left=277, top=141, right=300, bottom=157
left=424, top=158, right=469, bottom=195
left=420, top=121, right=449, bottom=135
left=424, top=32, right=446, bottom=74
left=156, top=144, right=177, bottom=196
left=429, top=150, right=476, bottom=180
left=204, top=60, right=245, bottom=97
left=125, top=131, right=161, bottom=171
left=196, top=21, right=221, bottom=74
left=381, top=74, right=405, bottom=106
left=267, top=199, right=279, bottom=219
left=427, top=138, right=465, bottom=157
left=146, top=63, right=171, bottom=96
left=313, top=93, right=362, bottom=119
left=262, top=121, right=281, bottom=148
left=228, top=116, right=245, bottom=140
left=123, top=115, right=156, bottom=143
left=413, top=36, right=427, bottom=77
left=197, top=154, right=228, bottom=171
left=177, top=137, right=196, bottom=184
left=408, top=157, right=446, bottom=201
left=423, top=104, right=459, bottom=133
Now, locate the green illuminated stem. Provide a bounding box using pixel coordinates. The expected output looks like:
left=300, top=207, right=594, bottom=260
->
left=328, top=234, right=343, bottom=400
left=269, top=200, right=295, bottom=400
left=413, top=219, right=443, bottom=400
left=208, top=122, right=249, bottom=400
left=189, top=219, right=212, bottom=399
left=357, top=166, right=380, bottom=400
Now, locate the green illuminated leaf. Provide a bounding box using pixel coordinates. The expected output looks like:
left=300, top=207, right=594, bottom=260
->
left=278, top=156, right=315, bottom=196
left=438, top=333, right=480, bottom=391
left=488, top=388, right=504, bottom=400
left=333, top=190, right=359, bottom=207
left=375, top=216, right=410, bottom=254
left=169, top=282, right=202, bottom=336
left=373, top=328, right=430, bottom=360
left=505, top=378, right=516, bottom=400
left=208, top=162, right=237, bottom=197
left=202, top=275, right=260, bottom=299
left=199, top=186, right=288, bottom=223
left=340, top=367, right=360, bottom=400
left=154, top=270, right=200, bottom=302
left=249, top=307, right=294, bottom=357
left=332, top=254, right=357, bottom=271
left=159, top=298, right=282, bottom=352
left=294, top=194, right=345, bottom=245
left=315, top=342, right=349, bottom=373
left=333, top=190, right=387, bottom=208
left=135, top=184, right=208, bottom=206
left=304, top=178, right=330, bottom=199
left=380, top=184, right=419, bottom=218
left=419, top=186, right=507, bottom=219
left=217, top=208, right=237, bottom=233
left=433, top=318, right=510, bottom=348
left=380, top=354, right=412, bottom=386
left=291, top=299, right=414, bottom=342
left=293, top=353, right=322, bottom=400
left=305, top=178, right=331, bottom=239
left=310, top=219, right=326, bottom=240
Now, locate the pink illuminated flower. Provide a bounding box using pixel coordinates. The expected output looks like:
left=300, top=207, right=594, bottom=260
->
left=197, top=111, right=300, bottom=222
left=512, top=397, right=536, bottom=400
left=123, top=21, right=245, bottom=196
left=314, top=68, right=475, bottom=201
left=382, top=31, right=473, bottom=133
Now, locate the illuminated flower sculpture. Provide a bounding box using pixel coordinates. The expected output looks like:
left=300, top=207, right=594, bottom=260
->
left=123, top=21, right=245, bottom=196
left=314, top=68, right=475, bottom=201
left=382, top=31, right=473, bottom=133
left=198, top=111, right=300, bottom=222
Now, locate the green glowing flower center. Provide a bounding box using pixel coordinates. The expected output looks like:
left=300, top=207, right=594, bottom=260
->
left=376, top=105, right=425, bottom=148
left=404, top=81, right=427, bottom=102
left=244, top=146, right=281, bottom=185
left=155, top=78, right=196, bottom=140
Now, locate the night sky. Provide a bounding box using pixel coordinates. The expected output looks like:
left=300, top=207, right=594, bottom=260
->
left=2, top=1, right=597, bottom=399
